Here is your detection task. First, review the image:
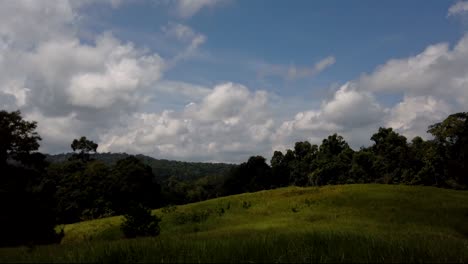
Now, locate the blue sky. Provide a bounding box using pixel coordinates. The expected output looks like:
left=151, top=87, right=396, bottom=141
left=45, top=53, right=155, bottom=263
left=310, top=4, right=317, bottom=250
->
left=100, top=1, right=461, bottom=82
left=84, top=0, right=464, bottom=109
left=1, top=0, right=468, bottom=162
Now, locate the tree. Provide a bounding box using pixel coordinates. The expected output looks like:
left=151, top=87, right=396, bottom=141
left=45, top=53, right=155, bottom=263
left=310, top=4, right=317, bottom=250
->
left=350, top=149, right=377, bottom=183
left=309, top=134, right=353, bottom=186
left=0, top=110, right=41, bottom=167
left=70, top=136, right=98, bottom=161
left=289, top=142, right=318, bottom=186
left=428, top=112, right=468, bottom=187
left=0, top=110, right=61, bottom=247
left=223, top=156, right=272, bottom=195
left=121, top=203, right=161, bottom=238
left=108, top=156, right=161, bottom=214
left=370, top=128, right=409, bottom=183
left=270, top=151, right=290, bottom=187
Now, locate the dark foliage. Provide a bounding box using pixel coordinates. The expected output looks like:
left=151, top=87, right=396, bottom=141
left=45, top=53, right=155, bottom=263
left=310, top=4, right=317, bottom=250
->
left=223, top=156, right=272, bottom=195
left=46, top=152, right=235, bottom=182
left=108, top=156, right=161, bottom=214
left=121, top=204, right=161, bottom=238
left=0, top=110, right=62, bottom=247
left=70, top=136, right=98, bottom=162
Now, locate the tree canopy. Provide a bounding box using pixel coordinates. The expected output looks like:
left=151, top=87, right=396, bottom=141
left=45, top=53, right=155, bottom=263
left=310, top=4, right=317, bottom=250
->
left=0, top=110, right=41, bottom=167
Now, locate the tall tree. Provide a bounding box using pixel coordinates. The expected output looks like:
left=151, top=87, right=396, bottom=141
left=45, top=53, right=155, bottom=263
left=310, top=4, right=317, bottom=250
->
left=310, top=134, right=353, bottom=186
left=108, top=156, right=161, bottom=214
left=428, top=112, right=468, bottom=187
left=290, top=141, right=318, bottom=186
left=0, top=110, right=41, bottom=167
left=70, top=136, right=98, bottom=162
left=223, top=156, right=272, bottom=194
left=370, top=127, right=409, bottom=183
left=270, top=151, right=290, bottom=187
left=0, top=110, right=61, bottom=247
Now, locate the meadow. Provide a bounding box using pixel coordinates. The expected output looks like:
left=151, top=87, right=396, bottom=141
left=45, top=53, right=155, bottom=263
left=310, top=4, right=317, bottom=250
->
left=1, top=184, right=467, bottom=263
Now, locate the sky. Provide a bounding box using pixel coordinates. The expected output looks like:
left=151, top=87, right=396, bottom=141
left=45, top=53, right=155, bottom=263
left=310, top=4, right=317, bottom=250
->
left=1, top=0, right=468, bottom=163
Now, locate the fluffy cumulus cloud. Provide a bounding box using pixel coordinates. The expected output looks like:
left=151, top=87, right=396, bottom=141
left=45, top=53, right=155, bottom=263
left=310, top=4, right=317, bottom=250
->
left=357, top=35, right=468, bottom=135
left=99, top=83, right=275, bottom=163
left=272, top=83, right=386, bottom=150
left=0, top=1, right=166, bottom=153
left=0, top=0, right=274, bottom=162
left=448, top=1, right=468, bottom=16
left=386, top=96, right=452, bottom=140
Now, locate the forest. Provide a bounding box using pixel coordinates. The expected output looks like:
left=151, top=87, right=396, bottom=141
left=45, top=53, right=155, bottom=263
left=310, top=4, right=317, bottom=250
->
left=0, top=109, right=467, bottom=247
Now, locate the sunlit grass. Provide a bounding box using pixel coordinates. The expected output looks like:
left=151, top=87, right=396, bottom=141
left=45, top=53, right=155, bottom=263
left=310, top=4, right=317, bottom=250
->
left=1, top=184, right=467, bottom=263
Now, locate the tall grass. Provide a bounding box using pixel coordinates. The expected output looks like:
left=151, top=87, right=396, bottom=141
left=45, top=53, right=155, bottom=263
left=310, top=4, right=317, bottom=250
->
left=1, top=184, right=467, bottom=263
left=1, top=231, right=467, bottom=263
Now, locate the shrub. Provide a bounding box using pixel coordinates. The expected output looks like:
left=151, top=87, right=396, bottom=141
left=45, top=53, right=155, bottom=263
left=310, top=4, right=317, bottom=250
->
left=161, top=205, right=177, bottom=214
left=242, top=201, right=252, bottom=209
left=291, top=205, right=300, bottom=213
left=173, top=209, right=212, bottom=225
left=216, top=207, right=225, bottom=216
left=120, top=204, right=161, bottom=238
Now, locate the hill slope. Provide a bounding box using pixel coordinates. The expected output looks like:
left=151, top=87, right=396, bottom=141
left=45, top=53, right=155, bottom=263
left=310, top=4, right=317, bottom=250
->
left=2, top=184, right=468, bottom=263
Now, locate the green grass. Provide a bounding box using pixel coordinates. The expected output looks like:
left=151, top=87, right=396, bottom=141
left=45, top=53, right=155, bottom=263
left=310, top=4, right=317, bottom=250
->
left=1, top=184, right=467, bottom=263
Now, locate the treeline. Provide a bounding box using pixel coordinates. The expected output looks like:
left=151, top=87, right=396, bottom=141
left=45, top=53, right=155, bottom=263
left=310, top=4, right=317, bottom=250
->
left=46, top=152, right=234, bottom=181
left=223, top=112, right=468, bottom=195
left=1, top=109, right=467, bottom=247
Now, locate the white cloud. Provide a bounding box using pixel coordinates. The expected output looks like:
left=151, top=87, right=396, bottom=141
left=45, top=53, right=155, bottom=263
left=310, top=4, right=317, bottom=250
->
left=25, top=111, right=83, bottom=152
left=162, top=23, right=206, bottom=65
left=287, top=56, right=336, bottom=80
left=152, top=80, right=211, bottom=100
left=353, top=34, right=468, bottom=138
left=175, top=0, right=228, bottom=18
left=65, top=35, right=165, bottom=108
left=0, top=1, right=169, bottom=154
left=0, top=1, right=75, bottom=48
left=258, top=56, right=336, bottom=80
left=358, top=35, right=468, bottom=103
left=274, top=35, right=468, bottom=152
left=448, top=1, right=468, bottom=16
left=272, top=83, right=386, bottom=150
left=386, top=96, right=452, bottom=140
left=273, top=34, right=468, bottom=152
left=99, top=82, right=275, bottom=162
left=187, top=83, right=269, bottom=122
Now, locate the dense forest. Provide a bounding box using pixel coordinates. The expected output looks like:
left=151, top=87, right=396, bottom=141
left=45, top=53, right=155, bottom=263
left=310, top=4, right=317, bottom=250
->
left=46, top=153, right=235, bottom=181
left=0, top=109, right=467, bottom=247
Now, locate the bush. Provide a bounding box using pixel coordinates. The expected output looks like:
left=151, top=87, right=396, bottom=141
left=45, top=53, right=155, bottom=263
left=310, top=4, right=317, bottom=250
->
left=120, top=204, right=161, bottom=238
left=173, top=209, right=212, bottom=225
left=161, top=204, right=177, bottom=214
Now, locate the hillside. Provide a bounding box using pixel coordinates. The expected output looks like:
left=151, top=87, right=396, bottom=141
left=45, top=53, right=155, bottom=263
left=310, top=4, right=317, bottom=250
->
left=2, top=184, right=467, bottom=263
left=45, top=152, right=236, bottom=181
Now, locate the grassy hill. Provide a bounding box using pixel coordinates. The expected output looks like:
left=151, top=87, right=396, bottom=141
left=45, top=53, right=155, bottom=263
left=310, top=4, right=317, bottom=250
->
left=1, top=184, right=467, bottom=263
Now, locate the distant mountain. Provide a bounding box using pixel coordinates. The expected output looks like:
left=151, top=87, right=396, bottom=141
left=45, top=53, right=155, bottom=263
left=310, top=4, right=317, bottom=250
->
left=45, top=152, right=236, bottom=181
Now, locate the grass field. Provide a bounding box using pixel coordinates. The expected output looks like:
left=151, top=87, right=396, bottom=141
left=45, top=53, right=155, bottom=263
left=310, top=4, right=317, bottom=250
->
left=1, top=184, right=467, bottom=263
